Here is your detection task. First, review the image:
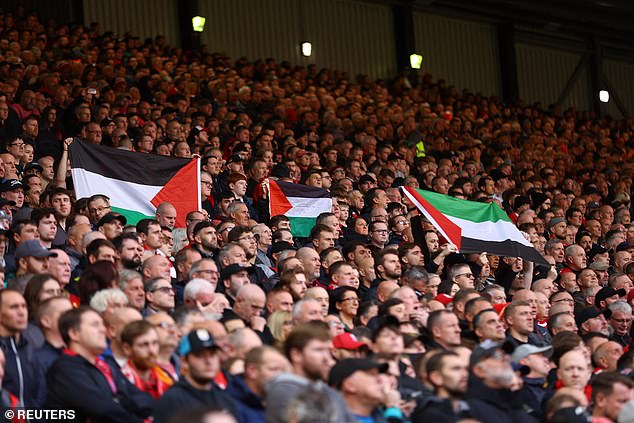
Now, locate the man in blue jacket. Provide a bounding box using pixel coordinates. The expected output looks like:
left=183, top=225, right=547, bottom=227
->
left=226, top=345, right=290, bottom=422
left=46, top=306, right=153, bottom=422
left=0, top=288, right=45, bottom=407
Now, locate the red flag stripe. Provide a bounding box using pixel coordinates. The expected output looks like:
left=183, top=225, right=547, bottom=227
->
left=150, top=158, right=200, bottom=228
left=403, top=186, right=463, bottom=249
left=268, top=180, right=293, bottom=217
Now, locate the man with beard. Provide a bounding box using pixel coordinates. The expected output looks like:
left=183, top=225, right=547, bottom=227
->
left=173, top=248, right=202, bottom=306
left=190, top=221, right=218, bottom=259
left=153, top=329, right=240, bottom=423
left=412, top=351, right=471, bottom=421
left=361, top=249, right=401, bottom=302
left=228, top=226, right=258, bottom=265
left=512, top=345, right=553, bottom=420
left=466, top=340, right=535, bottom=421
left=266, top=321, right=356, bottom=423
left=114, top=233, right=144, bottom=271
left=120, top=320, right=174, bottom=399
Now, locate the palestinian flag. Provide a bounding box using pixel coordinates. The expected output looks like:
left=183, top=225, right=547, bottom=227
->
left=268, top=179, right=332, bottom=237
left=402, top=186, right=547, bottom=265
left=69, top=140, right=200, bottom=228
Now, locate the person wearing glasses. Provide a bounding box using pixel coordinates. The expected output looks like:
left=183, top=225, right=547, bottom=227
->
left=448, top=262, right=476, bottom=290
left=143, top=277, right=175, bottom=316
left=387, top=214, right=410, bottom=246
left=368, top=221, right=389, bottom=252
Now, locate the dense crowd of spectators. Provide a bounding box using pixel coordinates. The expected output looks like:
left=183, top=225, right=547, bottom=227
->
left=1, top=8, right=634, bottom=423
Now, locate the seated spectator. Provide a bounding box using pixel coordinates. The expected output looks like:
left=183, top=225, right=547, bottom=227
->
left=153, top=329, right=241, bottom=423
left=47, top=307, right=154, bottom=420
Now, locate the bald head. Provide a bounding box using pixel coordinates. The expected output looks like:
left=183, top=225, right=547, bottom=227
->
left=145, top=311, right=171, bottom=326
left=236, top=283, right=265, bottom=302
left=104, top=306, right=142, bottom=344
left=142, top=255, right=171, bottom=280
left=377, top=280, right=400, bottom=303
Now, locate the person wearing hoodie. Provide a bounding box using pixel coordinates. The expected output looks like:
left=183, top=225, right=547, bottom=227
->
left=226, top=345, right=290, bottom=422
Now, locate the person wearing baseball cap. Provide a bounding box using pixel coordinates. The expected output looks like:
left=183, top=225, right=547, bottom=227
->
left=512, top=345, right=553, bottom=420
left=328, top=358, right=392, bottom=421
left=153, top=329, right=240, bottom=423
left=0, top=179, right=24, bottom=209
left=15, top=239, right=57, bottom=277
left=576, top=307, right=611, bottom=336
left=220, top=264, right=254, bottom=305
left=332, top=332, right=368, bottom=359
left=595, top=286, right=626, bottom=310
left=465, top=340, right=536, bottom=421
left=548, top=217, right=567, bottom=243
left=97, top=213, right=127, bottom=240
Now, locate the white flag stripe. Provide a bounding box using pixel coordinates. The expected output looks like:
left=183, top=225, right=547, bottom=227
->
left=286, top=196, right=332, bottom=218
left=72, top=168, right=162, bottom=216
left=447, top=216, right=532, bottom=245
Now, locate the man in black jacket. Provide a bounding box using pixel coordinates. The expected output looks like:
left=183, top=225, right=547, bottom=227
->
left=153, top=329, right=243, bottom=423
left=47, top=307, right=153, bottom=422
left=465, top=340, right=537, bottom=423
left=412, top=350, right=473, bottom=422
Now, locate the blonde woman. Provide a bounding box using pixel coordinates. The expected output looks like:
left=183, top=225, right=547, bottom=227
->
left=267, top=311, right=293, bottom=347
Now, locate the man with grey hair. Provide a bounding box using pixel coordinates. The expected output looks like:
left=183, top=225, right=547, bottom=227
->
left=228, top=327, right=263, bottom=359
left=563, top=244, right=586, bottom=273
left=227, top=201, right=250, bottom=226
left=448, top=262, right=475, bottom=290
left=118, top=269, right=145, bottom=311
left=544, top=238, right=565, bottom=268
left=482, top=283, right=507, bottom=304
left=252, top=223, right=273, bottom=268
left=183, top=278, right=215, bottom=308
left=143, top=277, right=175, bottom=316
left=401, top=266, right=428, bottom=298
left=217, top=242, right=248, bottom=269
left=89, top=288, right=128, bottom=319
left=189, top=258, right=219, bottom=288
left=608, top=300, right=633, bottom=346
left=292, top=298, right=325, bottom=324
left=548, top=311, right=578, bottom=336
left=609, top=272, right=634, bottom=293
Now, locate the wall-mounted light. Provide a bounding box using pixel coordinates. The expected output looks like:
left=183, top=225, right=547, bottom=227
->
left=192, top=16, right=206, bottom=33
left=410, top=53, right=423, bottom=69
left=301, top=42, right=312, bottom=57
left=599, top=90, right=610, bottom=103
